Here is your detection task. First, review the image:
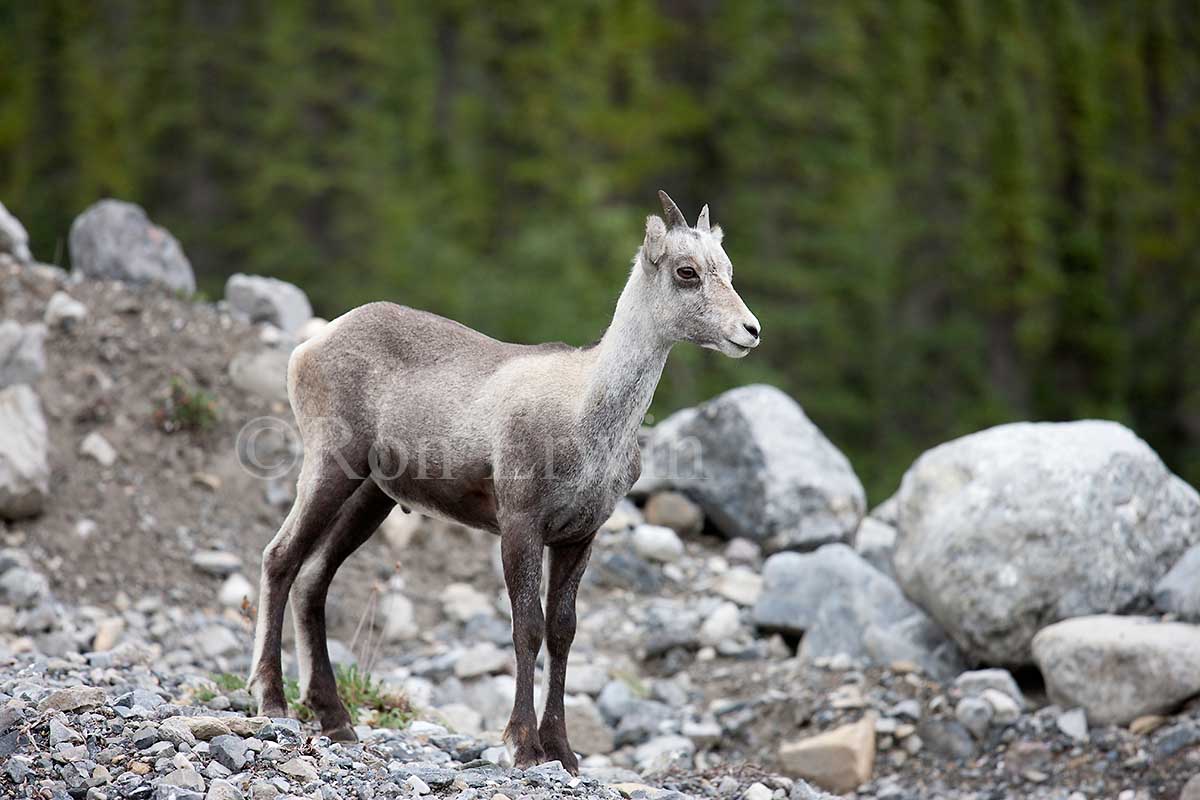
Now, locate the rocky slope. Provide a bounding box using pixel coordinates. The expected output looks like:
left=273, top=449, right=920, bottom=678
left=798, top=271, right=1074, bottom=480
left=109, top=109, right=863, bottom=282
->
left=3, top=201, right=1200, bottom=800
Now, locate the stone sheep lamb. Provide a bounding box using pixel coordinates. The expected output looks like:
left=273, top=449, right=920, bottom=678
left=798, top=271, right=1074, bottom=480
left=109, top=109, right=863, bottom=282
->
left=247, top=191, right=761, bottom=771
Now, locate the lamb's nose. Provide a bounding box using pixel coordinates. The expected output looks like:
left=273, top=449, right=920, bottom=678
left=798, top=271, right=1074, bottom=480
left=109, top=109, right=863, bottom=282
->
left=743, top=322, right=760, bottom=339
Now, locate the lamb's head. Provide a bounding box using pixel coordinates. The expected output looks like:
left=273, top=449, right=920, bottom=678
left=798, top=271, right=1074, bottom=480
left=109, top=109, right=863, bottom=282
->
left=638, top=190, right=761, bottom=358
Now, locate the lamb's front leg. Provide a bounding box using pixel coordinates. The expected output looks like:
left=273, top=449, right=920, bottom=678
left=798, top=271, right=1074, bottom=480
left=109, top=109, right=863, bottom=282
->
left=500, top=523, right=546, bottom=768
left=539, top=537, right=593, bottom=774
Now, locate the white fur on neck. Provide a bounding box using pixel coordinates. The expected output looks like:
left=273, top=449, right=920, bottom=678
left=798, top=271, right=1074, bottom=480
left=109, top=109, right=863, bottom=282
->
left=581, top=258, right=672, bottom=443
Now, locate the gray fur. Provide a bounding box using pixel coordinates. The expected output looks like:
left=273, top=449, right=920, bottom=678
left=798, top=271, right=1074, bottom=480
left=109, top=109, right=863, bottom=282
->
left=246, top=192, right=760, bottom=771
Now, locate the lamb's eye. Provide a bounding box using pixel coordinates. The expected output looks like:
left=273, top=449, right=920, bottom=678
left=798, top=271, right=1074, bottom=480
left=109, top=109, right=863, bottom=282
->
left=676, top=265, right=698, bottom=280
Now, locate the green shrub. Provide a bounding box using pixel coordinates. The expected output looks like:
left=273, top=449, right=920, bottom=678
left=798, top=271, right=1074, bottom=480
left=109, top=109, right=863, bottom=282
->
left=156, top=376, right=218, bottom=433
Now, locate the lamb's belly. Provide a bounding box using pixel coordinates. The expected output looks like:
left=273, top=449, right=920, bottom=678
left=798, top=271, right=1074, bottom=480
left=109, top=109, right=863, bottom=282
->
left=373, top=465, right=500, bottom=535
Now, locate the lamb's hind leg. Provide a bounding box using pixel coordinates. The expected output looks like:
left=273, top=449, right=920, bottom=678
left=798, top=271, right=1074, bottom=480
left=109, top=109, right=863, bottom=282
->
left=290, top=479, right=395, bottom=741
left=248, top=457, right=358, bottom=718
left=500, top=519, right=546, bottom=768
left=538, top=536, right=593, bottom=774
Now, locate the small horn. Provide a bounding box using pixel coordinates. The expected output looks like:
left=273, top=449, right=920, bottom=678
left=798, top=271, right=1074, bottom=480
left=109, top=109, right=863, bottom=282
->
left=658, top=190, right=687, bottom=229
left=696, top=204, right=710, bottom=232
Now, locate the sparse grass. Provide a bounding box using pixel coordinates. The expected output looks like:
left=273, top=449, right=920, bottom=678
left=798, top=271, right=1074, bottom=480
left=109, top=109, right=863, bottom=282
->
left=155, top=376, right=218, bottom=433
left=194, top=672, right=246, bottom=703
left=209, top=667, right=411, bottom=729
left=329, top=664, right=414, bottom=729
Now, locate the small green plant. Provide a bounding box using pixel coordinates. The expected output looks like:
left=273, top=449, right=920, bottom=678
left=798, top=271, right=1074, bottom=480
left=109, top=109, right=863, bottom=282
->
left=213, top=673, right=247, bottom=692
left=195, top=673, right=246, bottom=704
left=280, top=666, right=413, bottom=729
left=156, top=376, right=219, bottom=433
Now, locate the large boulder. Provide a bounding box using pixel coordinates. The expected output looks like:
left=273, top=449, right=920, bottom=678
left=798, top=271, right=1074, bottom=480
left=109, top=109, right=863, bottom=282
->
left=0, top=385, right=50, bottom=519
left=69, top=199, right=195, bottom=294
left=224, top=273, right=313, bottom=335
left=0, top=200, right=32, bottom=262
left=637, top=385, right=865, bottom=551
left=0, top=321, right=46, bottom=388
left=1031, top=615, right=1200, bottom=725
left=752, top=544, right=964, bottom=679
left=893, top=421, right=1200, bottom=665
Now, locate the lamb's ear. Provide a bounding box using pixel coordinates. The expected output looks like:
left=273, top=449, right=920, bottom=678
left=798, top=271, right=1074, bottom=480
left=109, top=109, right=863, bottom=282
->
left=643, top=214, right=667, bottom=268
left=696, top=204, right=710, bottom=232
left=658, top=190, right=687, bottom=229
left=711, top=224, right=723, bottom=243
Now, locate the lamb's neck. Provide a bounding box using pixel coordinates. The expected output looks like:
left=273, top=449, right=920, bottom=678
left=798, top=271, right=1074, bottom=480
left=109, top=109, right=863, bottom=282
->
left=580, top=268, right=671, bottom=446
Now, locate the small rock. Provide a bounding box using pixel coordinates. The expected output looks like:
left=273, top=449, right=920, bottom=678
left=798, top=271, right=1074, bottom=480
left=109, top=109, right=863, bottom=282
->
left=743, top=783, right=773, bottom=800
left=224, top=273, right=313, bottom=335
left=981, top=688, right=1021, bottom=726
left=206, top=778, right=245, bottom=800
left=643, top=491, right=704, bottom=537
left=601, top=499, right=644, bottom=532
left=277, top=757, right=319, bottom=782
left=1130, top=715, right=1167, bottom=736
left=228, top=347, right=290, bottom=403
left=453, top=642, right=509, bottom=678
left=563, top=694, right=615, bottom=755
left=634, top=734, right=696, bottom=772
left=38, top=686, right=106, bottom=713
left=565, top=664, right=609, bottom=696
left=218, top=574, right=255, bottom=608
left=79, top=431, right=117, bottom=467
left=443, top=582, right=495, bottom=622
left=713, top=566, right=764, bottom=607
left=915, top=719, right=975, bottom=760
left=191, top=551, right=243, bottom=577
left=92, top=617, right=125, bottom=652
left=404, top=774, right=431, bottom=795
left=724, top=538, right=761, bottom=565
left=209, top=734, right=249, bottom=771
left=954, top=668, right=1025, bottom=708
left=380, top=592, right=418, bottom=641
left=161, top=767, right=206, bottom=792
left=162, top=716, right=233, bottom=742
left=955, top=696, right=993, bottom=739
left=195, top=625, right=241, bottom=658
left=778, top=715, right=875, bottom=794
left=434, top=703, right=483, bottom=735
left=48, top=719, right=82, bottom=746
left=699, top=601, right=742, bottom=646
left=44, top=291, right=88, bottom=330
left=632, top=524, right=684, bottom=564
left=1057, top=708, right=1089, bottom=743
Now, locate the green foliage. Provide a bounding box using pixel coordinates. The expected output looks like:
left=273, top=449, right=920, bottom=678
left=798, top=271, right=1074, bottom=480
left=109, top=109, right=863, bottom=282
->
left=193, top=672, right=246, bottom=703
left=198, top=668, right=411, bottom=729
left=155, top=377, right=218, bottom=433
left=2, top=1, right=1199, bottom=498
left=284, top=666, right=413, bottom=729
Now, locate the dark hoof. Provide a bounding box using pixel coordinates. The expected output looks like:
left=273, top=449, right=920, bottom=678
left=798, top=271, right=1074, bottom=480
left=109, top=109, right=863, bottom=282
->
left=540, top=735, right=579, bottom=774
left=514, top=746, right=547, bottom=770
left=548, top=749, right=579, bottom=775
left=324, top=724, right=358, bottom=743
